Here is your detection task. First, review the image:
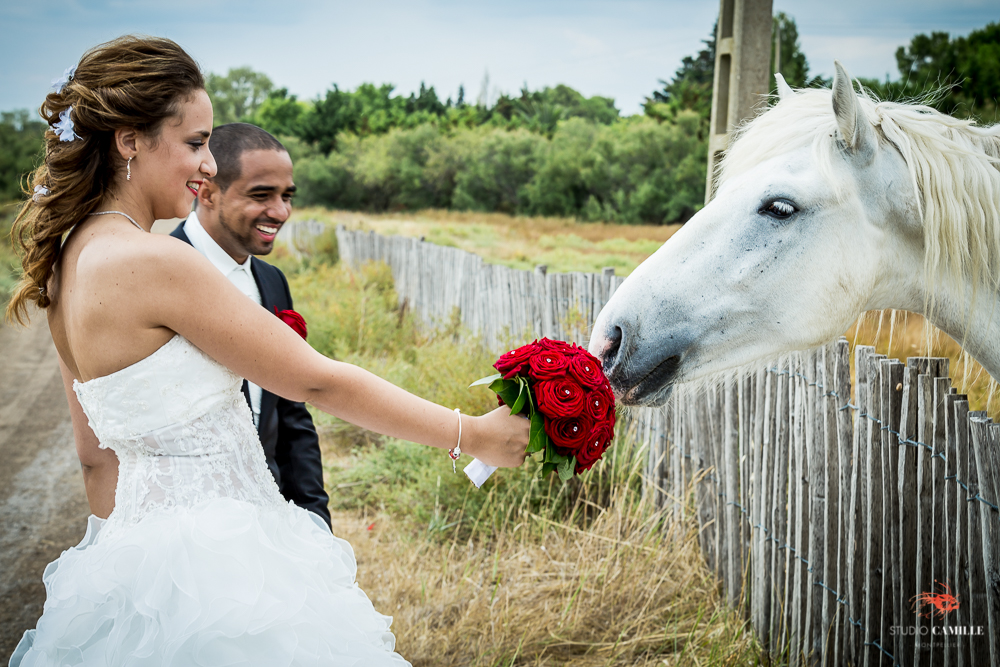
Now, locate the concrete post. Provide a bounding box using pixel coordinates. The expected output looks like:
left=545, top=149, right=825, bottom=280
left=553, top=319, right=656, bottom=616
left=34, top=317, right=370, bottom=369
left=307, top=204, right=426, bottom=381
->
left=705, top=0, right=774, bottom=204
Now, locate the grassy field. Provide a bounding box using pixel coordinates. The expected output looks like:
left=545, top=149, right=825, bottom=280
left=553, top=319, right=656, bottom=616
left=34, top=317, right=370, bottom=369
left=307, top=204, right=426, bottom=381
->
left=289, top=207, right=682, bottom=277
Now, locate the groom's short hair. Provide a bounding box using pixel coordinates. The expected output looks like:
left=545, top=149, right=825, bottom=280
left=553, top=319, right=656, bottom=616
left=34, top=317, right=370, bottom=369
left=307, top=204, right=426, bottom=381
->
left=209, top=123, right=287, bottom=191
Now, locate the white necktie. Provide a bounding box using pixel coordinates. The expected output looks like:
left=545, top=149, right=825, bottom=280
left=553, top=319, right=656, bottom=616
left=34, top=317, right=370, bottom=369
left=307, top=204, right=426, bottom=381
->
left=229, top=266, right=255, bottom=300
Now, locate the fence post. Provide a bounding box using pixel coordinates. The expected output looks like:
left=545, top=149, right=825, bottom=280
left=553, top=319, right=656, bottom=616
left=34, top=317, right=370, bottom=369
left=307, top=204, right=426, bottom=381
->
left=881, top=359, right=905, bottom=665
left=819, top=344, right=840, bottom=666
left=754, top=367, right=776, bottom=648
left=952, top=399, right=971, bottom=667
left=770, top=358, right=791, bottom=653
left=863, top=352, right=888, bottom=666
left=706, top=0, right=774, bottom=202
left=832, top=338, right=852, bottom=667
left=969, top=417, right=1000, bottom=666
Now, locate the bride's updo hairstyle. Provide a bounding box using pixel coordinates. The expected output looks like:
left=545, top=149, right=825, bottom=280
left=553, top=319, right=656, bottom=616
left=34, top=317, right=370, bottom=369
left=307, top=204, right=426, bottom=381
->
left=7, top=35, right=204, bottom=324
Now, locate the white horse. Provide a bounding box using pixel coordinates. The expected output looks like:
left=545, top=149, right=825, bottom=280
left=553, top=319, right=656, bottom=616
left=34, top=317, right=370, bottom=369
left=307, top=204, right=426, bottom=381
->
left=589, top=61, right=1000, bottom=406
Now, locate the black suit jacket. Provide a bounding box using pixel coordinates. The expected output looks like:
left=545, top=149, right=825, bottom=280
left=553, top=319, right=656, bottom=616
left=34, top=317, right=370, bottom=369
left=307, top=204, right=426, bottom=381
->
left=171, top=220, right=331, bottom=529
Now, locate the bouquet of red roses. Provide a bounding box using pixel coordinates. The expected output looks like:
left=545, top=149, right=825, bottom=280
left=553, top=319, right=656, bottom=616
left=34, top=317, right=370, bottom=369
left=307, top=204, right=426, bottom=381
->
left=466, top=338, right=616, bottom=484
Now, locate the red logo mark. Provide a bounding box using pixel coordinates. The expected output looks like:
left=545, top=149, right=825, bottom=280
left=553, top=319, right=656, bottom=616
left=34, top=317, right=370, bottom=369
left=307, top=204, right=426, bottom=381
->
left=911, top=581, right=960, bottom=619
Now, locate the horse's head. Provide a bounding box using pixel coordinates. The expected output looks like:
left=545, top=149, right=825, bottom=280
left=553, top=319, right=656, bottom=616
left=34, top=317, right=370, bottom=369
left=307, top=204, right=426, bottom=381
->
left=590, top=62, right=927, bottom=406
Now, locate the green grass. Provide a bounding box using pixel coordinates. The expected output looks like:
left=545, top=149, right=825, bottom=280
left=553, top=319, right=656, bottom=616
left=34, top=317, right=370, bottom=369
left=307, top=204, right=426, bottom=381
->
left=270, top=254, right=645, bottom=539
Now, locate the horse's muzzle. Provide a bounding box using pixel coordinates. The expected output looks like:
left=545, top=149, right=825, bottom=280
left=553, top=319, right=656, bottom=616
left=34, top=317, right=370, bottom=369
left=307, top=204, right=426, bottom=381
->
left=590, top=320, right=685, bottom=406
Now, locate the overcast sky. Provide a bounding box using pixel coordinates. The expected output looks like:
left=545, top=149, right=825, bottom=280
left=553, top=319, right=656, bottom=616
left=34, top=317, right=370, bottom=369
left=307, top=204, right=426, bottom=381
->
left=1, top=0, right=996, bottom=116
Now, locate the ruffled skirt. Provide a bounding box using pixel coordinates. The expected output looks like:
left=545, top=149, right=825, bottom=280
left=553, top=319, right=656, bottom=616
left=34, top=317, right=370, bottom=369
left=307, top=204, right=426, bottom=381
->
left=10, top=499, right=409, bottom=666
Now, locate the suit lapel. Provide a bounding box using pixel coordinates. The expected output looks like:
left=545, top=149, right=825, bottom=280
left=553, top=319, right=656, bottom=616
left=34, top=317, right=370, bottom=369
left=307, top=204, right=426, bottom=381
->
left=251, top=257, right=282, bottom=314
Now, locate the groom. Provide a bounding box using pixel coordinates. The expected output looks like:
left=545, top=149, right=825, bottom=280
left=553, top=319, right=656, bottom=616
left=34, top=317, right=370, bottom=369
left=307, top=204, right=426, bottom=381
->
left=171, top=123, right=331, bottom=529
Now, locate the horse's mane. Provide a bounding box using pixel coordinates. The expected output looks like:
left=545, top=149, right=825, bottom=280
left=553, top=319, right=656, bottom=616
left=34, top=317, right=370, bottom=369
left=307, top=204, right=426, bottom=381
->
left=720, top=87, right=1000, bottom=299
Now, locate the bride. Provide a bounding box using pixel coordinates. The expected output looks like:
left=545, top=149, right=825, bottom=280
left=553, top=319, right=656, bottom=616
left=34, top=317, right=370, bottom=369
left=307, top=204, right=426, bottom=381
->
left=8, top=36, right=528, bottom=666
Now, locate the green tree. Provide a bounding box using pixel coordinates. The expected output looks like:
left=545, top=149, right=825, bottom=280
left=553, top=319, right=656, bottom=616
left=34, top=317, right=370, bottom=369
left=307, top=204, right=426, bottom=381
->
left=253, top=88, right=309, bottom=138
left=0, top=110, right=46, bottom=201
left=771, top=12, right=812, bottom=89
left=645, top=24, right=715, bottom=124
left=891, top=22, right=1000, bottom=120
left=206, top=66, right=274, bottom=125
left=452, top=128, right=544, bottom=214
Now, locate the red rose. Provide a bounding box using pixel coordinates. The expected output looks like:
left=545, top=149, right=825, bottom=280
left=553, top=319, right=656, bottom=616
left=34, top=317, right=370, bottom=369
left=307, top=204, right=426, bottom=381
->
left=535, top=378, right=586, bottom=419
left=575, top=422, right=613, bottom=473
left=528, top=349, right=571, bottom=380
left=568, top=352, right=606, bottom=389
left=584, top=386, right=614, bottom=423
left=545, top=414, right=594, bottom=455
left=536, top=338, right=575, bottom=354
left=275, top=307, right=307, bottom=340
left=494, top=342, right=539, bottom=379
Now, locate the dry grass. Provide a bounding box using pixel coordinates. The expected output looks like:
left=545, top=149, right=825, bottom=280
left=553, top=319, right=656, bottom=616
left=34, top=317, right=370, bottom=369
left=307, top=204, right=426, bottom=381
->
left=325, top=440, right=762, bottom=667
left=846, top=309, right=997, bottom=416
left=290, top=207, right=681, bottom=277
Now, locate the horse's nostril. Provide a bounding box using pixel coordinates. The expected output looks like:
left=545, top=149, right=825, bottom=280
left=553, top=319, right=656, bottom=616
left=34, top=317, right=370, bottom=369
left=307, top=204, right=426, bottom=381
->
left=604, top=325, right=623, bottom=371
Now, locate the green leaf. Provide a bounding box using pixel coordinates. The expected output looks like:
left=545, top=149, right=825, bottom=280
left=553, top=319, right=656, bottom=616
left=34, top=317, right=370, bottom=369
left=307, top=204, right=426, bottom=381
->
left=541, top=462, right=558, bottom=477
left=469, top=373, right=502, bottom=388
left=557, top=454, right=575, bottom=481
left=526, top=411, right=546, bottom=453
left=491, top=379, right=522, bottom=408
left=543, top=437, right=557, bottom=463
left=488, top=378, right=513, bottom=393
left=510, top=380, right=528, bottom=415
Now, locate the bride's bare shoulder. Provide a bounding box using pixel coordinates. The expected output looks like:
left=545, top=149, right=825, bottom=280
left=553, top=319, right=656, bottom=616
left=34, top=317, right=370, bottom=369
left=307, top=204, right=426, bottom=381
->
left=64, top=227, right=222, bottom=303
left=73, top=228, right=208, bottom=275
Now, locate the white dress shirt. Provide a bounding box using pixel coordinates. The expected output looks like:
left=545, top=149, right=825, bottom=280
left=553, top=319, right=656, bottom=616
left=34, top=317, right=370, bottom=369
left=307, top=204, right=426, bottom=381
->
left=184, top=210, right=263, bottom=427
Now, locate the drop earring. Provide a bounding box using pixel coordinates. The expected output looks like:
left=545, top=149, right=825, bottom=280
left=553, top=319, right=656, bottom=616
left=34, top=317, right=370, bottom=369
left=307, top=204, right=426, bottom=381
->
left=127, top=156, right=132, bottom=181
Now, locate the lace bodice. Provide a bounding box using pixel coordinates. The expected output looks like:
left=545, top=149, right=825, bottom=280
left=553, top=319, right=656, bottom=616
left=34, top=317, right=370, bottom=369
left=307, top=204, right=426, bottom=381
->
left=74, top=335, right=285, bottom=532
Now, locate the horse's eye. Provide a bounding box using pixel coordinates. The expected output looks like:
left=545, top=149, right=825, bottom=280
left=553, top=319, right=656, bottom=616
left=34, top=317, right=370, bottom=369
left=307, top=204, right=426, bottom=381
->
left=760, top=198, right=797, bottom=220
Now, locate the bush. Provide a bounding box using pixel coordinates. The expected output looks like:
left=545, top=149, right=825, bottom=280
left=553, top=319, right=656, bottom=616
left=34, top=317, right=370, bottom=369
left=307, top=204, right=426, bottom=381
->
left=0, top=111, right=46, bottom=202
left=291, top=117, right=705, bottom=224
left=451, top=128, right=544, bottom=214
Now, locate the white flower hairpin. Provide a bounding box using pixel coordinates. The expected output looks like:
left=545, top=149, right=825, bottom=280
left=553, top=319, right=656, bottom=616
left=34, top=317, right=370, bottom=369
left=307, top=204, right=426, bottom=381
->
left=52, top=107, right=76, bottom=142
left=51, top=65, right=76, bottom=95
left=33, top=185, right=50, bottom=202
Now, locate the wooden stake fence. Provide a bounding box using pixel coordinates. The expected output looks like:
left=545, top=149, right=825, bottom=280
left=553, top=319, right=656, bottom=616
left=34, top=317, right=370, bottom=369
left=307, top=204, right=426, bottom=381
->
left=329, top=224, right=1000, bottom=666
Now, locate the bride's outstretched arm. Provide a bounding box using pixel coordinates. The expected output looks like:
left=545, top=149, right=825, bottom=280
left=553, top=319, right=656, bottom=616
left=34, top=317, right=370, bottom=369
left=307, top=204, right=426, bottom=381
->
left=144, top=237, right=528, bottom=468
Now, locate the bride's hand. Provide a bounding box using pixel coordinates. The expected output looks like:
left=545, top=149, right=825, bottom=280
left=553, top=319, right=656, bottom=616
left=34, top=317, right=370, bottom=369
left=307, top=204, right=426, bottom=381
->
left=464, top=408, right=530, bottom=468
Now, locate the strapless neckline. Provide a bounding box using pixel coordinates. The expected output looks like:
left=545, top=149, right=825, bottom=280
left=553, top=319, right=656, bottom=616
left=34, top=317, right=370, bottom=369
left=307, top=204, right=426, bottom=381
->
left=73, top=334, right=183, bottom=388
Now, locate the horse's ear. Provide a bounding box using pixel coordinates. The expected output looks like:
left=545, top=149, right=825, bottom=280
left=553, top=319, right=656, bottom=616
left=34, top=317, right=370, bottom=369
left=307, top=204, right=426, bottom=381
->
left=775, top=73, right=794, bottom=101
left=831, top=60, right=875, bottom=159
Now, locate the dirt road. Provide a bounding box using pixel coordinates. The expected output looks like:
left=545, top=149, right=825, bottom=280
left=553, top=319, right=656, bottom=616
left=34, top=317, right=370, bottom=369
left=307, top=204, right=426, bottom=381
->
left=0, top=317, right=90, bottom=657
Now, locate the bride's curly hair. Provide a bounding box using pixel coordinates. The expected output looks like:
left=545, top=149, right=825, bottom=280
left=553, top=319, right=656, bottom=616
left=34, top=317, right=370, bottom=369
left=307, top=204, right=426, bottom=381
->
left=6, top=35, right=204, bottom=324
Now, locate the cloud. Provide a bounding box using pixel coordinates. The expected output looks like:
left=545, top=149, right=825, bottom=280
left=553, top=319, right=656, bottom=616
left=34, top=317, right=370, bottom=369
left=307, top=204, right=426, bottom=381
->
left=1, top=0, right=996, bottom=116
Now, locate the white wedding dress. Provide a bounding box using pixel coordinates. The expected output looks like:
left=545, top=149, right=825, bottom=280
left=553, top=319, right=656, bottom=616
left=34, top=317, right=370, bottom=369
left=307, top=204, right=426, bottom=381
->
left=11, top=335, right=410, bottom=667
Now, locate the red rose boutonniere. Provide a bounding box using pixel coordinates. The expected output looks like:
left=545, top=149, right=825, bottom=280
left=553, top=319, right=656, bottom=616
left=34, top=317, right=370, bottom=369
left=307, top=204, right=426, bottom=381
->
left=469, top=338, right=616, bottom=482
left=275, top=307, right=307, bottom=340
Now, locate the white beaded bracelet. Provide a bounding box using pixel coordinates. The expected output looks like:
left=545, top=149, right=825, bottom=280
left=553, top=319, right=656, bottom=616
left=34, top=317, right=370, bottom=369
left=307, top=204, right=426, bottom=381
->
left=448, top=408, right=462, bottom=473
